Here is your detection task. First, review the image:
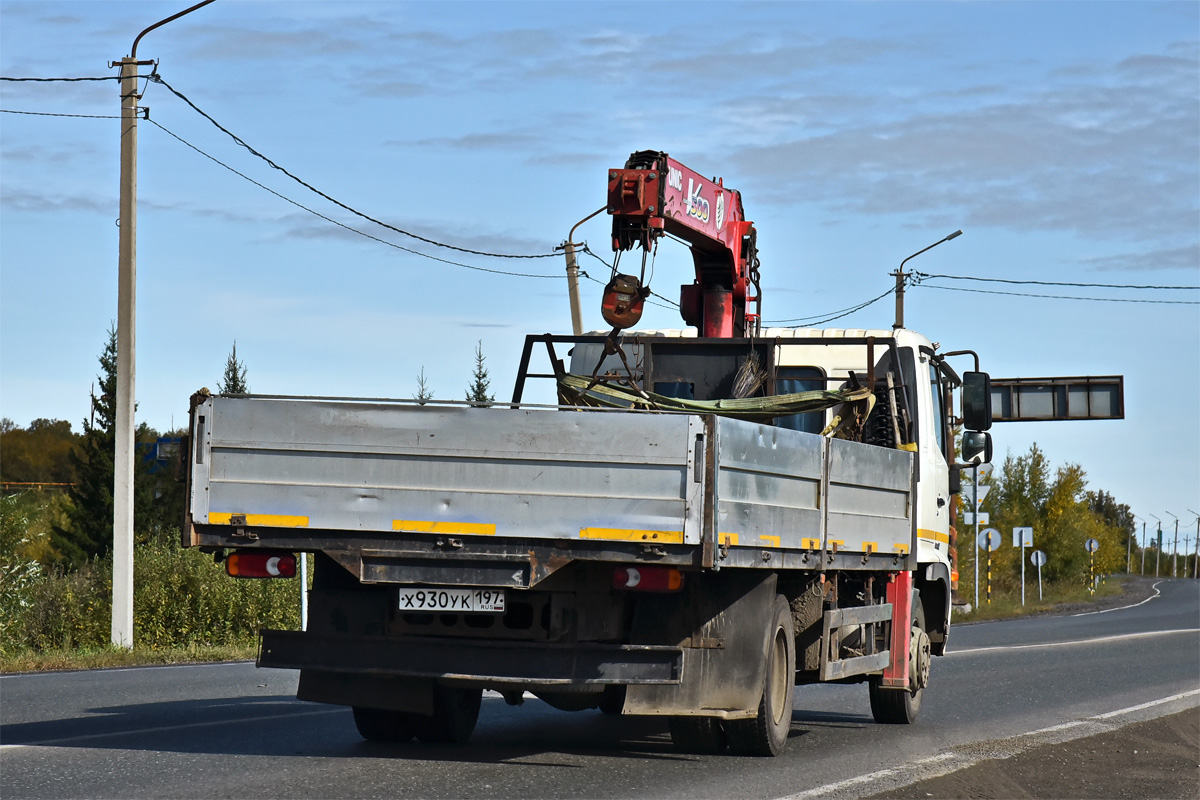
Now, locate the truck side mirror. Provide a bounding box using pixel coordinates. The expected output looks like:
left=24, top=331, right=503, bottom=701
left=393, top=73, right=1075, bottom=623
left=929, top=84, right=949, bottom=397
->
left=962, top=371, right=992, bottom=431
left=961, top=431, right=992, bottom=466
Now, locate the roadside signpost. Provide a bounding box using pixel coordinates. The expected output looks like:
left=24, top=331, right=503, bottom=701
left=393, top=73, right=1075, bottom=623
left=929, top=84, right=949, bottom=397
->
left=978, top=527, right=1002, bottom=605
left=970, top=466, right=992, bottom=610
left=1086, top=537, right=1100, bottom=595
left=1031, top=549, right=1047, bottom=600
left=1014, top=527, right=1033, bottom=604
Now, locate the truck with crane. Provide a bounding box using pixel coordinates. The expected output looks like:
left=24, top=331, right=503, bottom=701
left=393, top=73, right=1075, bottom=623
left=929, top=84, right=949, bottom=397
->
left=182, top=151, right=995, bottom=756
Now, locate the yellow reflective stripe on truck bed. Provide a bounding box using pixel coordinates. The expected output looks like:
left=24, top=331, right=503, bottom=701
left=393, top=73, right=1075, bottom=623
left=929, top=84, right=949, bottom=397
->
left=393, top=520, right=497, bottom=536
left=208, top=513, right=309, bottom=527
left=580, top=527, right=684, bottom=544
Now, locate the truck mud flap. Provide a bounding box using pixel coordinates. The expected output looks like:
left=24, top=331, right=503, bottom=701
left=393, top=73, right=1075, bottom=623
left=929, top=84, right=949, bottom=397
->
left=259, top=630, right=682, bottom=686
left=623, top=571, right=777, bottom=719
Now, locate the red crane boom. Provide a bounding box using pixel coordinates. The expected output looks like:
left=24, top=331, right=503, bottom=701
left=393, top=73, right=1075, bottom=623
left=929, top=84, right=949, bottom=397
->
left=607, top=151, right=760, bottom=337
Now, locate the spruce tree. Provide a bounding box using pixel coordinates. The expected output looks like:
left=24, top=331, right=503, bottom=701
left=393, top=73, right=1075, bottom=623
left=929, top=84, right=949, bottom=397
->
left=54, top=327, right=119, bottom=566
left=53, top=327, right=158, bottom=567
left=415, top=367, right=434, bottom=405
left=465, top=342, right=494, bottom=408
left=218, top=341, right=249, bottom=394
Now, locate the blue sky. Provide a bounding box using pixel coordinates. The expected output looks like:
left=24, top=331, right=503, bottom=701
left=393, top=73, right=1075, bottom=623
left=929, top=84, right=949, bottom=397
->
left=2, top=1, right=1197, bottom=541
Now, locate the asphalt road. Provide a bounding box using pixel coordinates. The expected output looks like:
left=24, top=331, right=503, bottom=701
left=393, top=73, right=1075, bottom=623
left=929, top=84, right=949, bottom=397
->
left=2, top=579, right=1197, bottom=800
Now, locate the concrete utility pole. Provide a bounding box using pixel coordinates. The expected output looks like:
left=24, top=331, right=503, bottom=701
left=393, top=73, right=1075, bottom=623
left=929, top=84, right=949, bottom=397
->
left=561, top=206, right=606, bottom=336
left=892, top=230, right=962, bottom=330
left=1166, top=511, right=1179, bottom=578
left=112, top=54, right=144, bottom=648
left=111, top=0, right=215, bottom=649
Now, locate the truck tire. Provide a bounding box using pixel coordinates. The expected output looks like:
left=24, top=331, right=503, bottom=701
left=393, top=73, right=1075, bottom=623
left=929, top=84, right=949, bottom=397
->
left=351, top=706, right=416, bottom=743
left=725, top=594, right=796, bottom=756
left=411, top=685, right=483, bottom=744
left=668, top=716, right=726, bottom=754
left=869, top=598, right=929, bottom=724
left=598, top=685, right=626, bottom=716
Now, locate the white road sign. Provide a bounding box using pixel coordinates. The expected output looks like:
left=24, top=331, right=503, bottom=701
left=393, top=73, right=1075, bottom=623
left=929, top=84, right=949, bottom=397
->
left=1013, top=526, right=1033, bottom=547
left=977, top=528, right=1002, bottom=551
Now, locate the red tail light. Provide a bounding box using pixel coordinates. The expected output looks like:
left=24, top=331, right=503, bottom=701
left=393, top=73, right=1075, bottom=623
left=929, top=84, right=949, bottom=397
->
left=612, top=565, right=684, bottom=592
left=226, top=550, right=297, bottom=579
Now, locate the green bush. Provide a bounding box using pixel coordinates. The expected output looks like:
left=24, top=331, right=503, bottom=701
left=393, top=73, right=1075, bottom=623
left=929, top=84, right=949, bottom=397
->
left=133, top=539, right=300, bottom=649
left=2, top=537, right=301, bottom=655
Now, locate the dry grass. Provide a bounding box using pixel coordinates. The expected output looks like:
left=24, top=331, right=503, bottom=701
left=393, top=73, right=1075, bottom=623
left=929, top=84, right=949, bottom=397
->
left=0, top=643, right=257, bottom=674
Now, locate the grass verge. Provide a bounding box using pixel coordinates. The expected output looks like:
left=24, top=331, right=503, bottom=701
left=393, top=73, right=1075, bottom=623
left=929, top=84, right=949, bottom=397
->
left=1, top=643, right=258, bottom=674
left=954, top=575, right=1128, bottom=622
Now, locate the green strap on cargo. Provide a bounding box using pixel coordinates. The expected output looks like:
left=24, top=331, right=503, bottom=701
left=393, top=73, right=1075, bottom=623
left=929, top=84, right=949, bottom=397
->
left=556, top=373, right=873, bottom=424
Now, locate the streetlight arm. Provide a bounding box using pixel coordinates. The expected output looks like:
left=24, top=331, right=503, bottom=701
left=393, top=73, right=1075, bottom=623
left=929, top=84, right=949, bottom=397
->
left=131, top=0, right=216, bottom=58
left=899, top=230, right=962, bottom=272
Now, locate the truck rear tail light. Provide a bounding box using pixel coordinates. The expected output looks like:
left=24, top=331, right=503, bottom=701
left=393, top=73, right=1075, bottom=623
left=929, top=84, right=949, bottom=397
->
left=226, top=550, right=297, bottom=579
left=612, top=566, right=684, bottom=592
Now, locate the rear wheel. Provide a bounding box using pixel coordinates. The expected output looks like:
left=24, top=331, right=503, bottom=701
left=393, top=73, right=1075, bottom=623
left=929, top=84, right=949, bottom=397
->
left=352, top=706, right=416, bottom=743
left=869, top=598, right=929, bottom=724
left=598, top=685, right=626, bottom=716
left=411, top=684, right=483, bottom=744
left=726, top=594, right=796, bottom=756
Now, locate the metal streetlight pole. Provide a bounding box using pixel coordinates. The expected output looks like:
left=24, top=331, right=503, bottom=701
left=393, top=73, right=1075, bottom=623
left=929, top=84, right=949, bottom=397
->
left=1125, top=516, right=1134, bottom=573
left=110, top=0, right=215, bottom=649
left=1150, top=514, right=1161, bottom=577
left=892, top=230, right=962, bottom=329
left=1188, top=510, right=1200, bottom=579
left=1140, top=519, right=1147, bottom=574
left=1166, top=511, right=1179, bottom=577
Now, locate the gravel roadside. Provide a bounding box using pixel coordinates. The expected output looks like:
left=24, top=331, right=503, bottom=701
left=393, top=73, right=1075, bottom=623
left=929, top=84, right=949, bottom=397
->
left=867, top=576, right=1198, bottom=800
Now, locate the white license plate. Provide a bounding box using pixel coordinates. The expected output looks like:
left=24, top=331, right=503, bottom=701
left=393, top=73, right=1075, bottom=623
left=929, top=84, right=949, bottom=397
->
left=398, top=587, right=506, bottom=613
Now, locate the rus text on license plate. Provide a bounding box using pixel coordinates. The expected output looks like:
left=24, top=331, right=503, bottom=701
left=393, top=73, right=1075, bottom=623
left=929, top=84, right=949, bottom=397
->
left=398, top=587, right=506, bottom=613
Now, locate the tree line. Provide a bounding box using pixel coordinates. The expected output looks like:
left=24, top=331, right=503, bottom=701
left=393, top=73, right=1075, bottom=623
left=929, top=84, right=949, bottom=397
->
left=957, top=442, right=1141, bottom=601
left=1, top=330, right=497, bottom=570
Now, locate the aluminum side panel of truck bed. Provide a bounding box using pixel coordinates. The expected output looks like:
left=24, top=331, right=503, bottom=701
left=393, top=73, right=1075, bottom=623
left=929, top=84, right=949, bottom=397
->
left=712, top=418, right=914, bottom=556
left=190, top=397, right=705, bottom=545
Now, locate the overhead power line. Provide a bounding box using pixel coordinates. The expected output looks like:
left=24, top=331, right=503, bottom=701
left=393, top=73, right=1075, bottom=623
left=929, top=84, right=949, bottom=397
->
left=916, top=283, right=1199, bottom=305
left=146, top=119, right=560, bottom=280
left=914, top=271, right=1199, bottom=291
left=0, top=108, right=120, bottom=119
left=0, top=75, right=132, bottom=82
left=766, top=286, right=896, bottom=327
left=146, top=74, right=558, bottom=261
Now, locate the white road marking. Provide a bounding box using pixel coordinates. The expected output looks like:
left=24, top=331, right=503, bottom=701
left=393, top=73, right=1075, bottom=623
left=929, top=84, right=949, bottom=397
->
left=1071, top=579, right=1164, bottom=616
left=949, top=627, right=1198, bottom=655
left=776, top=688, right=1200, bottom=799
left=780, top=753, right=957, bottom=800
left=1092, top=688, right=1200, bottom=719
left=0, top=708, right=341, bottom=751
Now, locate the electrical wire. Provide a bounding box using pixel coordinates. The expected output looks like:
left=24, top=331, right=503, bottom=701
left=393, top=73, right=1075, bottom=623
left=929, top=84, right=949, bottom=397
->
left=145, top=118, right=560, bottom=280
left=915, top=283, right=1199, bottom=305
left=765, top=286, right=897, bottom=327
left=0, top=108, right=121, bottom=119
left=913, top=271, right=1198, bottom=291
left=0, top=75, right=131, bottom=82
left=579, top=244, right=680, bottom=310
left=576, top=270, right=679, bottom=313
left=146, top=75, right=558, bottom=260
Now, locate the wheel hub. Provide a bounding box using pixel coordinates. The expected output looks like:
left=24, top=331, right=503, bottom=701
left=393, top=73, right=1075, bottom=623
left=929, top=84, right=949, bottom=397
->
left=909, top=626, right=931, bottom=691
